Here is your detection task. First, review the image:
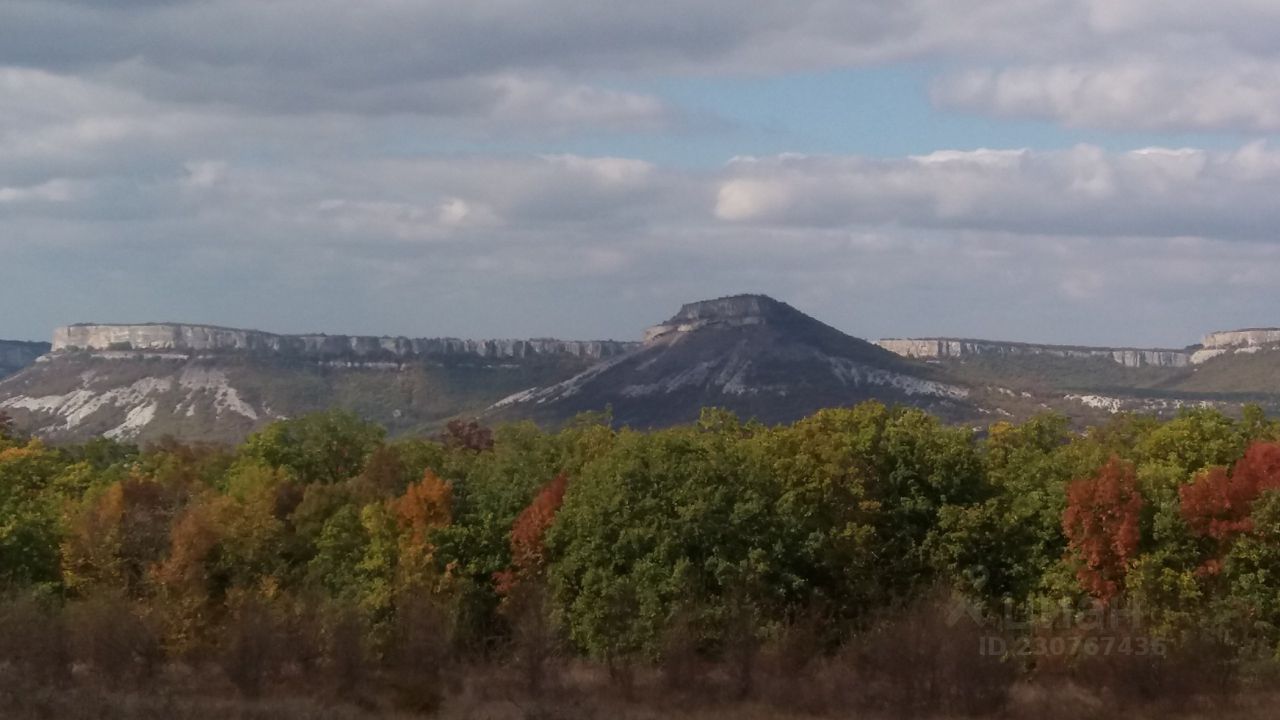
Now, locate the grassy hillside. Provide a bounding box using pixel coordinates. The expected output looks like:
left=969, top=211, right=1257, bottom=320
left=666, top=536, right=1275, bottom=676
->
left=0, top=352, right=599, bottom=444
left=925, top=353, right=1191, bottom=394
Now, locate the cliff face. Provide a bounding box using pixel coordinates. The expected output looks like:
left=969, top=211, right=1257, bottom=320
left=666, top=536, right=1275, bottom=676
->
left=876, top=338, right=1191, bottom=369
left=1201, top=329, right=1280, bottom=349
left=52, top=324, right=637, bottom=360
left=0, top=340, right=51, bottom=379
left=641, top=295, right=780, bottom=343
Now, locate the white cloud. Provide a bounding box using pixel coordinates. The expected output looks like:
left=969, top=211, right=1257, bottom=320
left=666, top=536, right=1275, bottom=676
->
left=713, top=145, right=1280, bottom=240
left=3, top=1, right=1280, bottom=133
left=7, top=1, right=1280, bottom=344
left=933, top=60, right=1280, bottom=131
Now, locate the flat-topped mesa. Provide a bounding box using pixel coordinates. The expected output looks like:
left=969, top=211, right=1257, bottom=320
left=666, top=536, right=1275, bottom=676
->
left=643, top=294, right=797, bottom=343
left=876, top=337, right=1192, bottom=369
left=1202, top=328, right=1280, bottom=349
left=51, top=324, right=637, bottom=361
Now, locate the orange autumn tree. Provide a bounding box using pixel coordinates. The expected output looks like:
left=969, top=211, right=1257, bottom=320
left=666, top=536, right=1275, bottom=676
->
left=1063, top=456, right=1144, bottom=602
left=392, top=469, right=453, bottom=589
left=62, top=479, right=168, bottom=595
left=495, top=473, right=569, bottom=597
left=1181, top=441, right=1280, bottom=544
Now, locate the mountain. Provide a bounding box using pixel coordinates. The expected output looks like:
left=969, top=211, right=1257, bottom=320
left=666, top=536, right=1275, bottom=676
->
left=875, top=329, right=1280, bottom=417
left=0, top=324, right=633, bottom=444
left=0, top=340, right=50, bottom=379
left=492, top=294, right=975, bottom=427
left=10, top=302, right=1280, bottom=445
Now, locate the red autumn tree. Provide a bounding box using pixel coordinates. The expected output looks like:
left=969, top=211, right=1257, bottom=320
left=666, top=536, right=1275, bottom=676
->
left=1181, top=441, right=1280, bottom=544
left=441, top=419, right=494, bottom=453
left=1063, top=456, right=1144, bottom=602
left=495, top=473, right=568, bottom=596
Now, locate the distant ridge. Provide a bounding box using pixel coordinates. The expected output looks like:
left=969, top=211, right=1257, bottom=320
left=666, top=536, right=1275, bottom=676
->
left=10, top=295, right=1280, bottom=443
left=52, top=322, right=636, bottom=360
left=876, top=337, right=1192, bottom=369
left=0, top=340, right=51, bottom=380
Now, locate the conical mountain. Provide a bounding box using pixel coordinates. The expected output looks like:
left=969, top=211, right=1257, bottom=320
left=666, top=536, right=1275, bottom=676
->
left=493, top=294, right=974, bottom=427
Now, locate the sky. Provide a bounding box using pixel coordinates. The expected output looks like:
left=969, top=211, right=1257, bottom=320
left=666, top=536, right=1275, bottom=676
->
left=3, top=1, right=1280, bottom=347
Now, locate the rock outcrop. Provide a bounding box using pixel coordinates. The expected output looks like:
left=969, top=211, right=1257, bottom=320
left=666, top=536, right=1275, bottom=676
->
left=1201, top=328, right=1280, bottom=350
left=876, top=338, right=1191, bottom=369
left=52, top=323, right=637, bottom=360
left=641, top=295, right=779, bottom=343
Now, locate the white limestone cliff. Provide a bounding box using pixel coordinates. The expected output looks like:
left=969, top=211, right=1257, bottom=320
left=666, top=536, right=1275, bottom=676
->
left=51, top=323, right=637, bottom=360
left=875, top=337, right=1191, bottom=369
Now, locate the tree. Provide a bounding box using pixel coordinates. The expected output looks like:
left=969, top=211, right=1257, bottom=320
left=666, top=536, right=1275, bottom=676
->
left=430, top=422, right=564, bottom=647
left=1137, top=407, right=1246, bottom=478
left=932, top=415, right=1073, bottom=606
left=495, top=473, right=567, bottom=597
left=1181, top=441, right=1280, bottom=546
left=0, top=442, right=66, bottom=590
left=1062, top=457, right=1144, bottom=602
left=62, top=477, right=176, bottom=595
left=0, top=410, right=14, bottom=445
left=242, top=411, right=384, bottom=485
left=1219, top=489, right=1280, bottom=654
left=393, top=470, right=453, bottom=591
left=440, top=419, right=493, bottom=453
left=548, top=417, right=776, bottom=660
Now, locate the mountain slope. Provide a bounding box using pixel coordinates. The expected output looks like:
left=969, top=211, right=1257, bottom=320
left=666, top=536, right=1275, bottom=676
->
left=876, top=330, right=1280, bottom=418
left=0, top=327, right=630, bottom=444
left=494, top=295, right=974, bottom=427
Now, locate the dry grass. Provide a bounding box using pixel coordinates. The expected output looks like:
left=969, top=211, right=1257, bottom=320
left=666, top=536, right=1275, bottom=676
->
left=0, top=591, right=1276, bottom=719
left=0, top=654, right=1275, bottom=720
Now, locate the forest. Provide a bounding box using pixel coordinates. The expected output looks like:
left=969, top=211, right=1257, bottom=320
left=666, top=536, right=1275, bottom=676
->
left=0, top=403, right=1278, bottom=718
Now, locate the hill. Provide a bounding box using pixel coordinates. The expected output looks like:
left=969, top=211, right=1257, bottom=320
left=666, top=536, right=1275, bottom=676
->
left=876, top=330, right=1280, bottom=418
left=12, top=306, right=1280, bottom=444
left=492, top=294, right=976, bottom=427
left=0, top=325, right=631, bottom=444
left=0, top=340, right=50, bottom=379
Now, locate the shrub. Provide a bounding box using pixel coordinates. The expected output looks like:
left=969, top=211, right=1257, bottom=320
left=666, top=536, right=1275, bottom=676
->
left=385, top=592, right=452, bottom=712
left=66, top=592, right=163, bottom=686
left=219, top=594, right=284, bottom=698
left=0, top=595, right=69, bottom=689
left=848, top=592, right=1015, bottom=717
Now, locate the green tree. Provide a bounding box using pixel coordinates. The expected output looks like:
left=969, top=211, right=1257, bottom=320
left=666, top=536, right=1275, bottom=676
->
left=242, top=411, right=384, bottom=485
left=549, top=411, right=777, bottom=660
left=0, top=442, right=65, bottom=591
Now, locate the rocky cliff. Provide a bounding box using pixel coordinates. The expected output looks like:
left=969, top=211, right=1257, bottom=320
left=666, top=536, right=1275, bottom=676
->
left=876, top=337, right=1192, bottom=369
left=0, top=340, right=51, bottom=379
left=1201, top=328, right=1280, bottom=349
left=52, top=323, right=637, bottom=360
left=640, top=296, right=782, bottom=343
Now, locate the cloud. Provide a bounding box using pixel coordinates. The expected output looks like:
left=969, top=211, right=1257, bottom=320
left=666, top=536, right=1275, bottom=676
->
left=4, top=1, right=1280, bottom=132
left=5, top=131, right=1280, bottom=344
left=933, top=60, right=1280, bottom=132
left=7, top=1, right=1280, bottom=344
left=714, top=145, right=1280, bottom=240
left=0, top=178, right=77, bottom=204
